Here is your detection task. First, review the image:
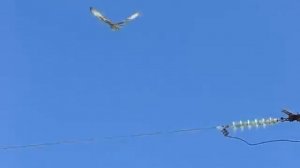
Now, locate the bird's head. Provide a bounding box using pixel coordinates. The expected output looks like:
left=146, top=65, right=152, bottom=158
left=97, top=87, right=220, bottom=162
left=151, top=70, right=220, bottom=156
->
left=111, top=24, right=121, bottom=31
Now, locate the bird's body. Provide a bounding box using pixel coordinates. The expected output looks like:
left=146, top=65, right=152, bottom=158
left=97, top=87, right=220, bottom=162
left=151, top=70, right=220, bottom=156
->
left=90, top=7, right=140, bottom=31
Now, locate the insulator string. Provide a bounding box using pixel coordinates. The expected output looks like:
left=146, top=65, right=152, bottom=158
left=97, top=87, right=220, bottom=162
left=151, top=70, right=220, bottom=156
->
left=228, top=117, right=280, bottom=130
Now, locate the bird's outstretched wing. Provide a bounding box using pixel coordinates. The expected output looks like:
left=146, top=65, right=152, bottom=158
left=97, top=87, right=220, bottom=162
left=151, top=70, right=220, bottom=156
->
left=90, top=7, right=113, bottom=25
left=116, top=12, right=140, bottom=26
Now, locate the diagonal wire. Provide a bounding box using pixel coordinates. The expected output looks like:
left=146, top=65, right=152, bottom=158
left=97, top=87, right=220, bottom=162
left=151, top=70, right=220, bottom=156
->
left=0, top=138, right=95, bottom=150
left=0, top=126, right=216, bottom=150
left=104, top=126, right=216, bottom=139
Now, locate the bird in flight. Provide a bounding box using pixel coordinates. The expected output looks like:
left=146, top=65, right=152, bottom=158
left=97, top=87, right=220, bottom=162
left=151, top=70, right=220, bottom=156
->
left=90, top=7, right=140, bottom=31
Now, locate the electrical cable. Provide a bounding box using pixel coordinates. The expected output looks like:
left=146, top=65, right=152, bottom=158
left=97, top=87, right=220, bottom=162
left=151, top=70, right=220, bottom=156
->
left=0, top=138, right=95, bottom=150
left=1, top=110, right=299, bottom=150
left=0, top=127, right=216, bottom=150
left=226, top=135, right=300, bottom=146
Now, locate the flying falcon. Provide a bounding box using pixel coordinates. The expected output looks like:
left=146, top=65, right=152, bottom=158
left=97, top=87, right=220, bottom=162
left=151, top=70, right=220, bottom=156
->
left=90, top=7, right=140, bottom=31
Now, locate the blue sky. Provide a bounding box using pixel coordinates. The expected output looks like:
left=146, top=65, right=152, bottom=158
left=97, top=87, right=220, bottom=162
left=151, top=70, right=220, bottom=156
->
left=1, top=0, right=300, bottom=167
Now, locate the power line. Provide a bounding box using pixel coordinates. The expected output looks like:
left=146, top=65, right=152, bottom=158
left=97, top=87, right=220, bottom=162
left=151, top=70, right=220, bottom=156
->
left=226, top=136, right=300, bottom=146
left=0, top=127, right=215, bottom=150
left=0, top=138, right=94, bottom=150
left=1, top=110, right=299, bottom=150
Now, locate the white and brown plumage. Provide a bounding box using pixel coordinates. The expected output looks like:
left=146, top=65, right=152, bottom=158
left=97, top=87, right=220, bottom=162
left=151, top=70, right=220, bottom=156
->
left=90, top=7, right=140, bottom=31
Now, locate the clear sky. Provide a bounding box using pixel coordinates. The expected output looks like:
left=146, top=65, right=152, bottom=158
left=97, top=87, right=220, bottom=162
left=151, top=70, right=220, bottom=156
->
left=1, top=0, right=300, bottom=167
